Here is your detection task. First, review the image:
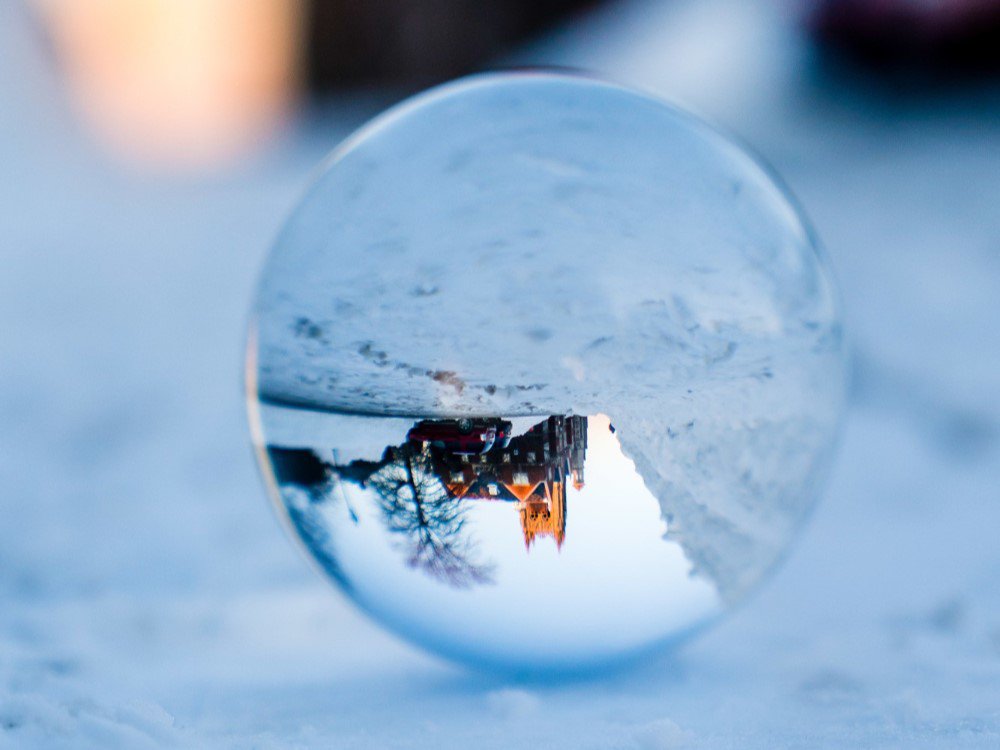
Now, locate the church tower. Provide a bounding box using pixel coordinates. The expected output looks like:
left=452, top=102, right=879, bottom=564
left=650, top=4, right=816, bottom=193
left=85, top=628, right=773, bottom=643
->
left=518, top=476, right=567, bottom=550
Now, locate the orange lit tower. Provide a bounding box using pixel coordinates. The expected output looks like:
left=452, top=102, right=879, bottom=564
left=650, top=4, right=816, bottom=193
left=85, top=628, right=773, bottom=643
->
left=518, top=475, right=566, bottom=550
left=433, top=415, right=586, bottom=550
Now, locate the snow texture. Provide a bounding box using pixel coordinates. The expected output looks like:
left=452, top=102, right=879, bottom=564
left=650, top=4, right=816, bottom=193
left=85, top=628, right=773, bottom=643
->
left=3, top=0, right=1000, bottom=747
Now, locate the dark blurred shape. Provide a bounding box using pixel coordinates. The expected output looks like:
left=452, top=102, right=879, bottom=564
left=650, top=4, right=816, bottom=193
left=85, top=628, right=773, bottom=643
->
left=304, top=0, right=601, bottom=90
left=811, top=0, right=1000, bottom=77
left=267, top=446, right=331, bottom=494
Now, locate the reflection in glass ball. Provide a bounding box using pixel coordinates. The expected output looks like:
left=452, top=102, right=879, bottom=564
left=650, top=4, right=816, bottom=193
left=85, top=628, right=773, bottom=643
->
left=246, top=73, right=846, bottom=674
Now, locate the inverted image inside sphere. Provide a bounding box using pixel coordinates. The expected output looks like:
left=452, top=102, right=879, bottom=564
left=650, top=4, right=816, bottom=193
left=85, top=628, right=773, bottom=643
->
left=247, top=72, right=846, bottom=673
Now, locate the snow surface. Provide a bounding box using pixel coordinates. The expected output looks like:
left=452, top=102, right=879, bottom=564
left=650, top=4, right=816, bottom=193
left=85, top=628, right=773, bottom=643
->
left=3, top=0, right=1000, bottom=747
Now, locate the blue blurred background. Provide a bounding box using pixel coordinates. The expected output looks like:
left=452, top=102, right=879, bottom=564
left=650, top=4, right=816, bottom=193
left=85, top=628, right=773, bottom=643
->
left=2, top=1, right=999, bottom=747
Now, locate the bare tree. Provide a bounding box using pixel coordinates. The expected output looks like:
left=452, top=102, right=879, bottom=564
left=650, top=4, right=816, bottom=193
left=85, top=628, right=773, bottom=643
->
left=361, top=444, right=495, bottom=588
left=269, top=439, right=495, bottom=588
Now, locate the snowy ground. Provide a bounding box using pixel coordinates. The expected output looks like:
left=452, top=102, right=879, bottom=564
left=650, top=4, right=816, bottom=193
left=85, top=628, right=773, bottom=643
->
left=2, top=1, right=1000, bottom=747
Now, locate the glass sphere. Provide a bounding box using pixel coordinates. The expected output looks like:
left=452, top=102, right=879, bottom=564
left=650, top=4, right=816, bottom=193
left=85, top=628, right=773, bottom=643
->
left=246, top=72, right=846, bottom=674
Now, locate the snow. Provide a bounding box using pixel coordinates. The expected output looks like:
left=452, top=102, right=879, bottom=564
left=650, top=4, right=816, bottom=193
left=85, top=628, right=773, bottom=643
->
left=254, top=74, right=841, bottom=423
left=631, top=718, right=695, bottom=750
left=3, top=0, right=1000, bottom=748
left=484, top=688, right=542, bottom=719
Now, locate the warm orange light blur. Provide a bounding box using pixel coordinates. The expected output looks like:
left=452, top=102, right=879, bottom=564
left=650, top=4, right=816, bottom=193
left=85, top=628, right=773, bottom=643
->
left=35, top=0, right=303, bottom=168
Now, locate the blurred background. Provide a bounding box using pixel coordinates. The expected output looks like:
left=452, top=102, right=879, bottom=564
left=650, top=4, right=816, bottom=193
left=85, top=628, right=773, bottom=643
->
left=2, top=1, right=999, bottom=747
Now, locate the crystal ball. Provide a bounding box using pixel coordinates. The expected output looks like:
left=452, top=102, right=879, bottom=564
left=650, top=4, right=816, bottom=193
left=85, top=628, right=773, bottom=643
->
left=246, top=72, right=846, bottom=674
